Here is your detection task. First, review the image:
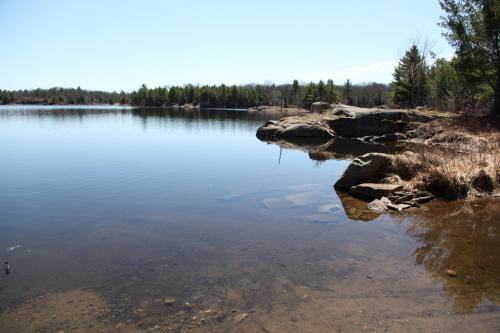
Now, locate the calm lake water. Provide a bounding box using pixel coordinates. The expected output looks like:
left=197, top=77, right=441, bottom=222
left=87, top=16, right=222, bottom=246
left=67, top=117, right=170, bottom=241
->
left=0, top=106, right=499, bottom=333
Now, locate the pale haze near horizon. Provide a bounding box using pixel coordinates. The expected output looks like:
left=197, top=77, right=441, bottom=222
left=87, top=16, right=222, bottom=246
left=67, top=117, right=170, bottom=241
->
left=0, top=0, right=454, bottom=92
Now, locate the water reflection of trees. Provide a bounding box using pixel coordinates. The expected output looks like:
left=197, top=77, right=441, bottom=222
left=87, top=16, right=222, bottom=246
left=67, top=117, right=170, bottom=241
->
left=132, top=107, right=292, bottom=132
left=405, top=199, right=500, bottom=313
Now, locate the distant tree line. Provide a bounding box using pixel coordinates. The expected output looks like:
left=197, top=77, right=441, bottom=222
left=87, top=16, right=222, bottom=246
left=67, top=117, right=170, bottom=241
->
left=0, top=87, right=130, bottom=105
left=129, top=80, right=390, bottom=109
left=0, top=82, right=390, bottom=109
left=391, top=0, right=499, bottom=116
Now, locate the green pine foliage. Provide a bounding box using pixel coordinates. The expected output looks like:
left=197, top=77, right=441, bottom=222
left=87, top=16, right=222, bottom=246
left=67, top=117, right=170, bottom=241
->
left=392, top=45, right=428, bottom=109
left=343, top=79, right=353, bottom=105
left=439, top=0, right=500, bottom=115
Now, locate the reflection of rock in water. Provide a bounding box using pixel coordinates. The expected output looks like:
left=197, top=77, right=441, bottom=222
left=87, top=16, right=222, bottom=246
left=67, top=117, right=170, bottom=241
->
left=404, top=198, right=500, bottom=313
left=336, top=192, right=382, bottom=222
left=258, top=137, right=398, bottom=162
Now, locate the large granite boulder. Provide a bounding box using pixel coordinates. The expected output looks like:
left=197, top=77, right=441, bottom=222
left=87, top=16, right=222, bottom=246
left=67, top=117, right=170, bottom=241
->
left=327, top=107, right=435, bottom=138
left=334, top=153, right=394, bottom=190
left=256, top=118, right=335, bottom=140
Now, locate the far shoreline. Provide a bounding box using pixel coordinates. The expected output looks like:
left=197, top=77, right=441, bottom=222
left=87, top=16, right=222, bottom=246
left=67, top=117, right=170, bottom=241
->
left=0, top=103, right=305, bottom=113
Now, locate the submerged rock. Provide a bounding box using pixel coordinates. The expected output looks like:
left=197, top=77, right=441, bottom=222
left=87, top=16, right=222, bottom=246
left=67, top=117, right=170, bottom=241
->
left=334, top=153, right=394, bottom=190
left=163, top=298, right=176, bottom=306
left=233, top=313, right=248, bottom=323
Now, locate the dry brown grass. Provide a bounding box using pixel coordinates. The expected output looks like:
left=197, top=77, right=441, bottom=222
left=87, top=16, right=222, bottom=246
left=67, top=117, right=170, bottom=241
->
left=390, top=121, right=500, bottom=200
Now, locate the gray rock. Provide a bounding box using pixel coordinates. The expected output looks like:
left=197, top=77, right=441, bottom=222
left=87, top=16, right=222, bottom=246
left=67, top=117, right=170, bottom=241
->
left=349, top=183, right=404, bottom=201
left=326, top=107, right=435, bottom=138
left=367, top=199, right=388, bottom=212
left=282, top=122, right=334, bottom=137
left=334, top=153, right=394, bottom=190
left=311, top=102, right=331, bottom=112
left=256, top=118, right=335, bottom=140
left=256, top=105, right=436, bottom=142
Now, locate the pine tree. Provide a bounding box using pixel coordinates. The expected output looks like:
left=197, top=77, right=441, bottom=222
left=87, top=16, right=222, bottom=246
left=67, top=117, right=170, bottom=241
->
left=326, top=79, right=338, bottom=103
left=440, top=0, right=500, bottom=116
left=392, top=45, right=428, bottom=108
left=291, top=80, right=300, bottom=107
left=317, top=80, right=326, bottom=101
left=343, top=79, right=353, bottom=105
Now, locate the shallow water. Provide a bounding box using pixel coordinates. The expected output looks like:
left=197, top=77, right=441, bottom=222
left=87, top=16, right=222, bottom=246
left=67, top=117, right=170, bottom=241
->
left=0, top=106, right=499, bottom=332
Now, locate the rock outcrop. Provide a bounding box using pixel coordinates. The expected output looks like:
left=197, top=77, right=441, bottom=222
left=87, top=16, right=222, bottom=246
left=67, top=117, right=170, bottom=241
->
left=334, top=153, right=394, bottom=190
left=311, top=102, right=331, bottom=112
left=256, top=118, right=335, bottom=140
left=326, top=107, right=434, bottom=138
left=334, top=152, right=435, bottom=212
left=256, top=105, right=437, bottom=143
left=255, top=106, right=442, bottom=213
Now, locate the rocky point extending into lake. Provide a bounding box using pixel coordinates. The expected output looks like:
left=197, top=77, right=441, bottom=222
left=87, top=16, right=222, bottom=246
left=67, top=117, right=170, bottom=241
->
left=256, top=104, right=500, bottom=213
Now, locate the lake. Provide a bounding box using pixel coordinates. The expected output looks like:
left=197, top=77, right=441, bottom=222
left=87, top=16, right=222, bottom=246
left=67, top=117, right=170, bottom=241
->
left=0, top=106, right=499, bottom=333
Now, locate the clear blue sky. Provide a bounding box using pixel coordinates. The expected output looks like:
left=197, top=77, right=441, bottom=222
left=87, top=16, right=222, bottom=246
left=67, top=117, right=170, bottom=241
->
left=0, top=0, right=454, bottom=92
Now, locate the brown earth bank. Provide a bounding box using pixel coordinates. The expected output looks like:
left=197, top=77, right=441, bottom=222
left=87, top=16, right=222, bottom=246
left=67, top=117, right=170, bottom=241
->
left=256, top=104, right=500, bottom=212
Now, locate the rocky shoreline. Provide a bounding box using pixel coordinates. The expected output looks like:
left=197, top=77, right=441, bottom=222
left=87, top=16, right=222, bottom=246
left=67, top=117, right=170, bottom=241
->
left=333, top=152, right=435, bottom=213
left=256, top=104, right=500, bottom=213
left=256, top=104, right=437, bottom=142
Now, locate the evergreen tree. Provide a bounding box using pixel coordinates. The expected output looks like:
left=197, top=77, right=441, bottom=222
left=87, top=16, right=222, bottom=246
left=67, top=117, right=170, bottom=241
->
left=429, top=58, right=462, bottom=111
left=326, top=79, right=338, bottom=103
left=439, top=0, right=500, bottom=116
left=392, top=45, right=428, bottom=108
left=291, top=80, right=300, bottom=107
left=317, top=80, right=326, bottom=101
left=302, top=83, right=315, bottom=108
left=343, top=79, right=353, bottom=105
